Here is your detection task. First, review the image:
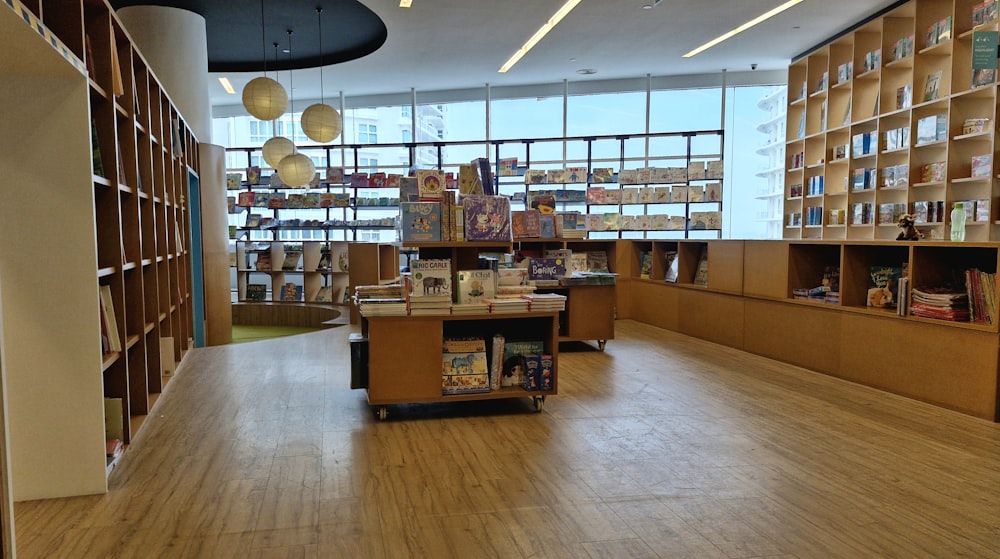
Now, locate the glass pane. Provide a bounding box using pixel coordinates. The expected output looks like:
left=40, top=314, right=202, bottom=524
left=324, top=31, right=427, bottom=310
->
left=567, top=91, right=646, bottom=137
left=650, top=88, right=723, bottom=132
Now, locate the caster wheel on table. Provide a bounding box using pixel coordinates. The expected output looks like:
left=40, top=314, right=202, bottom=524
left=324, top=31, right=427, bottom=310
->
left=376, top=406, right=387, bottom=421
left=598, top=340, right=607, bottom=351
left=533, top=396, right=546, bottom=412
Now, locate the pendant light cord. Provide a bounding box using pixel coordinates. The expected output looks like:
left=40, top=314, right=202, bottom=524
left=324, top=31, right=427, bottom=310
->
left=287, top=30, right=294, bottom=115
left=317, top=7, right=325, bottom=104
left=260, top=0, right=267, bottom=75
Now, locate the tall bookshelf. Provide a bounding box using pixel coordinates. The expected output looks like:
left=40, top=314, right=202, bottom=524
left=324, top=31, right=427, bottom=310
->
left=0, top=0, right=197, bottom=499
left=784, top=0, right=1000, bottom=242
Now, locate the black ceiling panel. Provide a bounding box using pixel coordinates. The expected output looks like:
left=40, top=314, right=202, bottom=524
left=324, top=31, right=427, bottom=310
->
left=110, top=0, right=387, bottom=72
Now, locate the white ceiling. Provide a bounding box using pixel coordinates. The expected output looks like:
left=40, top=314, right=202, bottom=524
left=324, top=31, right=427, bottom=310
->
left=209, top=0, right=901, bottom=113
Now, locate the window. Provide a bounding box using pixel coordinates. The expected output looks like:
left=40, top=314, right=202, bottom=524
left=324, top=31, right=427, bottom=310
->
left=402, top=129, right=412, bottom=143
left=401, top=106, right=411, bottom=118
left=249, top=120, right=272, bottom=143
left=359, top=124, right=378, bottom=143
left=360, top=157, right=378, bottom=172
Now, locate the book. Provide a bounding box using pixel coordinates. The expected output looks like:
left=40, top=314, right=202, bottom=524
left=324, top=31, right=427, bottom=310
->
left=279, top=282, right=303, bottom=301
left=922, top=70, right=942, bottom=102
left=529, top=258, right=566, bottom=282
left=400, top=202, right=442, bottom=242
left=587, top=251, right=610, bottom=273
left=245, top=283, right=267, bottom=301
left=502, top=340, right=544, bottom=388
left=246, top=166, right=261, bottom=185
left=226, top=173, right=242, bottom=190
left=281, top=251, right=301, bottom=271
left=490, top=334, right=505, bottom=391
left=409, top=259, right=452, bottom=301
left=98, top=285, right=121, bottom=352
left=245, top=213, right=261, bottom=228
left=692, top=247, right=709, bottom=286
left=255, top=251, right=272, bottom=270
left=456, top=269, right=496, bottom=304
left=237, top=191, right=255, bottom=207
left=417, top=169, right=445, bottom=199
left=512, top=209, right=541, bottom=238
left=463, top=195, right=512, bottom=241
left=664, top=251, right=679, bottom=283
left=592, top=167, right=614, bottom=183
left=868, top=265, right=904, bottom=309
left=538, top=214, right=556, bottom=238
left=524, top=169, right=547, bottom=185
left=639, top=251, right=652, bottom=279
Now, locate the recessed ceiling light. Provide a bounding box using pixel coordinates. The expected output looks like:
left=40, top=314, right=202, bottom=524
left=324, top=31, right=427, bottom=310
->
left=643, top=4, right=652, bottom=8
left=400, top=0, right=412, bottom=7
left=683, top=0, right=804, bottom=58
left=577, top=68, right=597, bottom=75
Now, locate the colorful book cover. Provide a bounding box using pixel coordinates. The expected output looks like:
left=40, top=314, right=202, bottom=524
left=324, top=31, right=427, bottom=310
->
left=592, top=168, right=614, bottom=183
left=601, top=212, right=621, bottom=231
left=524, top=169, right=547, bottom=185
left=868, top=265, right=903, bottom=309
left=350, top=172, right=369, bottom=188
left=326, top=167, right=345, bottom=184
left=333, top=193, right=351, bottom=208
left=529, top=193, right=556, bottom=215
left=245, top=284, right=267, bottom=301
left=237, top=191, right=255, bottom=207
left=410, top=259, right=452, bottom=300
left=499, top=157, right=518, bottom=176
left=417, top=169, right=445, bottom=199
left=400, top=202, right=442, bottom=242
left=463, top=195, right=512, bottom=241
left=565, top=167, right=587, bottom=183
left=688, top=186, right=705, bottom=202
left=286, top=193, right=305, bottom=209
left=268, top=194, right=286, bottom=209
left=621, top=187, right=639, bottom=204
left=279, top=282, right=303, bottom=301
left=370, top=172, right=387, bottom=188
left=245, top=213, right=261, bottom=228
left=618, top=169, right=638, bottom=184
left=529, top=258, right=566, bottom=281
left=226, top=173, right=242, bottom=190
left=669, top=186, right=687, bottom=203
left=501, top=340, right=544, bottom=388
left=546, top=169, right=567, bottom=184
left=246, top=166, right=261, bottom=185
left=586, top=187, right=606, bottom=205
left=604, top=188, right=622, bottom=205
left=318, top=193, right=335, bottom=208
left=456, top=269, right=496, bottom=304
left=252, top=192, right=271, bottom=208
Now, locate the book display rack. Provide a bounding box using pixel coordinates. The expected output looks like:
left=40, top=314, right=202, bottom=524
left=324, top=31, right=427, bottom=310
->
left=1, top=0, right=197, bottom=499
left=785, top=0, right=1000, bottom=242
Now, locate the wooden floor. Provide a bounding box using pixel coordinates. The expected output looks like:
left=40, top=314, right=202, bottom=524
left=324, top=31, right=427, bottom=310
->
left=13, top=320, right=1000, bottom=558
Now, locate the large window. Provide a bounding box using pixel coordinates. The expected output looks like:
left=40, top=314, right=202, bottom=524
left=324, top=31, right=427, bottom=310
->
left=217, top=76, right=785, bottom=240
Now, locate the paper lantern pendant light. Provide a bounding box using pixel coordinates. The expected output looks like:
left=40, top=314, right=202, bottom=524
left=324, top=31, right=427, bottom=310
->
left=277, top=152, right=316, bottom=187
left=301, top=103, right=343, bottom=143
left=262, top=136, right=296, bottom=168
left=242, top=76, right=288, bottom=121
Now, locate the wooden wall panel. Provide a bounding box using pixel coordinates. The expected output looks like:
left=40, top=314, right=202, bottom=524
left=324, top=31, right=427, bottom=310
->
left=677, top=290, right=744, bottom=349
left=840, top=315, right=1000, bottom=420
left=744, top=241, right=789, bottom=299
left=743, top=300, right=842, bottom=375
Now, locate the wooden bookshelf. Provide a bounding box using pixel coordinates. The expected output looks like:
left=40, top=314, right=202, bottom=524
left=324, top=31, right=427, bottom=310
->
left=0, top=0, right=196, bottom=499
left=784, top=0, right=1000, bottom=242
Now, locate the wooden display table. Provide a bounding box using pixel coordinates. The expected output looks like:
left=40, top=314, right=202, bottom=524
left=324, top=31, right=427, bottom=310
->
left=536, top=284, right=615, bottom=349
left=360, top=311, right=559, bottom=420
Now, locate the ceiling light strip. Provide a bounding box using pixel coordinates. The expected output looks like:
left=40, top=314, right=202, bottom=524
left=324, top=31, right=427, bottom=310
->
left=499, top=0, right=582, bottom=73
left=218, top=77, right=235, bottom=94
left=683, top=0, right=804, bottom=58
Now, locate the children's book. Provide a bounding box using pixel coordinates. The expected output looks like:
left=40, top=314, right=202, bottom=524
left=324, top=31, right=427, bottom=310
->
left=226, top=173, right=242, bottom=190
left=539, top=214, right=556, bottom=238
left=400, top=202, right=442, bottom=242
left=592, top=168, right=614, bottom=183
left=456, top=269, right=496, bottom=304
left=410, top=258, right=452, bottom=301
left=246, top=284, right=267, bottom=301
left=237, top=191, right=255, bottom=207
left=664, top=251, right=679, bottom=282
left=417, top=169, right=445, bottom=200
left=279, top=282, right=303, bottom=301
left=501, top=340, right=544, bottom=388
left=463, top=195, right=512, bottom=241
left=529, top=258, right=566, bottom=281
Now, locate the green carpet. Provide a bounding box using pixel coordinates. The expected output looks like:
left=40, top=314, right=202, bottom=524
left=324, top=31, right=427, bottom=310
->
left=231, top=325, right=321, bottom=344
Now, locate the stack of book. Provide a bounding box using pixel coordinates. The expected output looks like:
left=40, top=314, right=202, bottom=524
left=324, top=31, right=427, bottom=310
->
left=354, top=284, right=407, bottom=316
left=496, top=284, right=536, bottom=298
left=408, top=259, right=453, bottom=315
left=910, top=286, right=970, bottom=322
left=484, top=298, right=530, bottom=313
left=451, top=303, right=489, bottom=315
left=521, top=293, right=567, bottom=312
left=965, top=268, right=997, bottom=325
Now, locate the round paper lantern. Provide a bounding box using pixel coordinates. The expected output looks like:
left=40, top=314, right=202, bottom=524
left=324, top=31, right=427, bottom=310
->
left=262, top=136, right=296, bottom=168
left=241, top=77, right=288, bottom=121
left=300, top=103, right=343, bottom=143
left=277, top=152, right=316, bottom=187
